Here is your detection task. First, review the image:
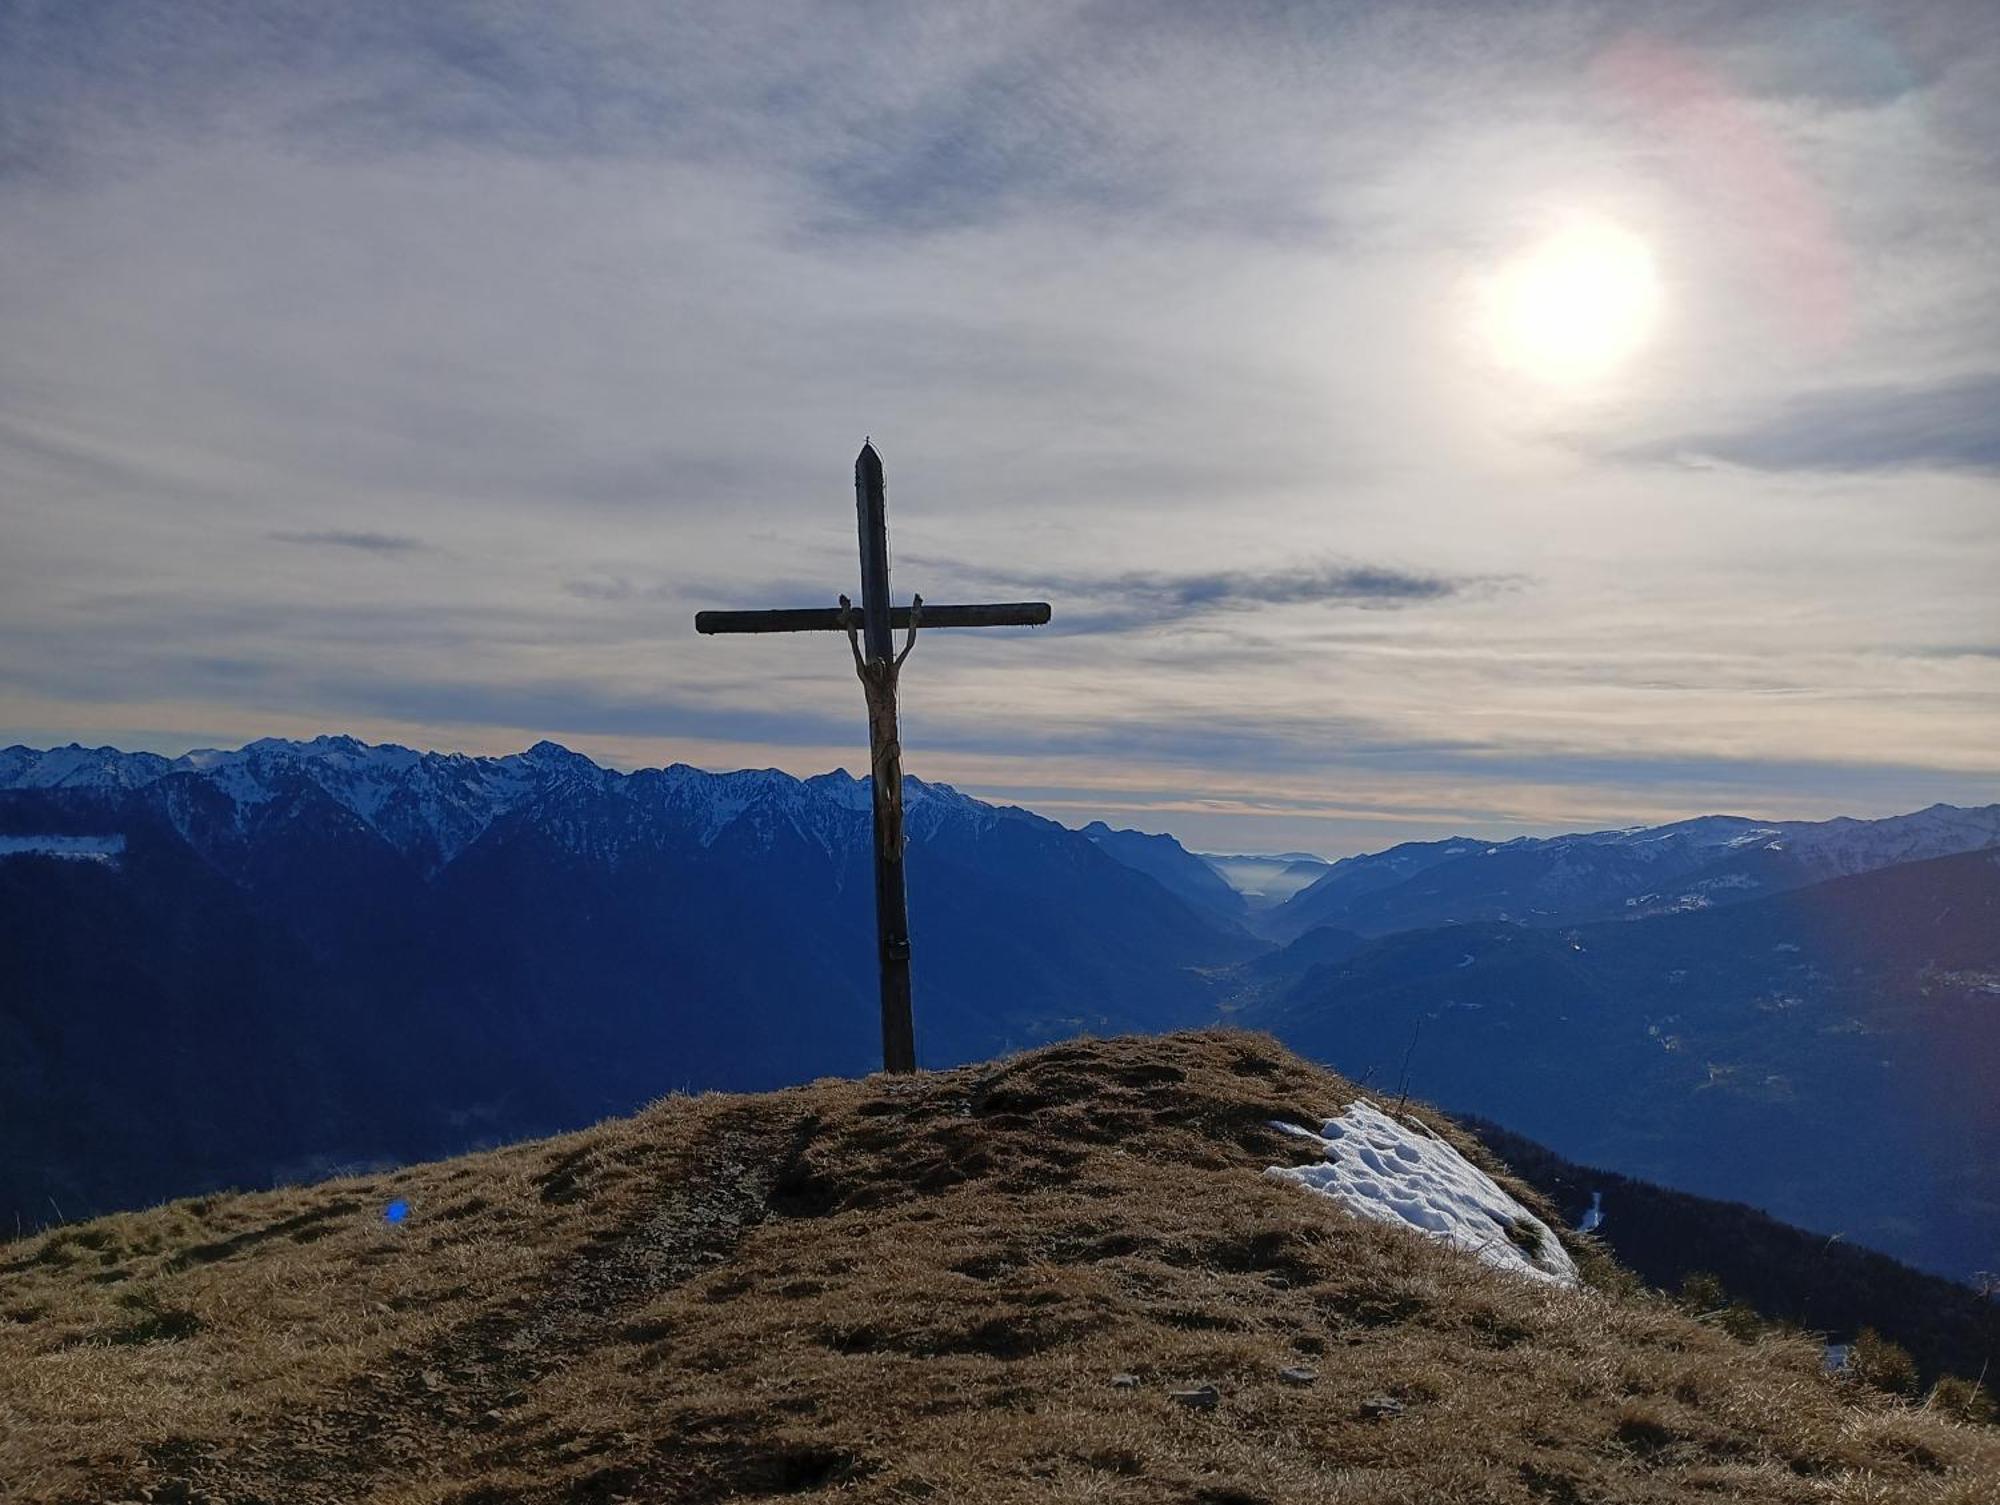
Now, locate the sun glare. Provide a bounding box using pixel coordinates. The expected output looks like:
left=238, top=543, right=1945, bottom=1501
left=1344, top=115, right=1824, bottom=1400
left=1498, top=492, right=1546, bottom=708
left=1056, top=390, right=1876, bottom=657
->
left=1482, top=217, right=1662, bottom=386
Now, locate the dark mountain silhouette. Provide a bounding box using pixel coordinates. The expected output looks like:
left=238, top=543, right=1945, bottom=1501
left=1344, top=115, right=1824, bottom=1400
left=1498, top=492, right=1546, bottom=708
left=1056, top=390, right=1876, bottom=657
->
left=1079, top=819, right=1251, bottom=930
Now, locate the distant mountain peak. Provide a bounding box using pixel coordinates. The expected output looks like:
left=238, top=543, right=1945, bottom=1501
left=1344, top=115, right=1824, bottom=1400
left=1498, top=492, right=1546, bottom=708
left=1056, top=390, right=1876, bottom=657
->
left=519, top=738, right=591, bottom=766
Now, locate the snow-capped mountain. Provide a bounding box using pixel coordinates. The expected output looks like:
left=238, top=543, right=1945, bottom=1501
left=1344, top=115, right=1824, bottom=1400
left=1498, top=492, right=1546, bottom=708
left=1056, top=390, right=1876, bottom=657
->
left=1535, top=804, right=2000, bottom=885
left=0, top=736, right=999, bottom=877
left=1265, top=801, right=2000, bottom=939
left=1665, top=804, right=2000, bottom=879
left=0, top=736, right=1255, bottom=1229
left=0, top=742, right=173, bottom=790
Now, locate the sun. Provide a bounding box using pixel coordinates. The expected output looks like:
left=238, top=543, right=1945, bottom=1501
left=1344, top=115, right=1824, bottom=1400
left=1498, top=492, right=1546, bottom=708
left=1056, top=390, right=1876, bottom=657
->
left=1480, top=217, right=1662, bottom=386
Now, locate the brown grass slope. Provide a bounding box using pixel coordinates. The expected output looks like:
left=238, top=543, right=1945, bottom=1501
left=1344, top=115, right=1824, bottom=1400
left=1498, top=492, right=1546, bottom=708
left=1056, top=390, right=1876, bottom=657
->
left=2, top=1030, right=1994, bottom=1505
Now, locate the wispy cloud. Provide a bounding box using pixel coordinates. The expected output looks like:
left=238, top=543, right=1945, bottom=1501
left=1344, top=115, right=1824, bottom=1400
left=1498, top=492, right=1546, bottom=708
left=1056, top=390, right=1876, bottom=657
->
left=926, top=560, right=1497, bottom=634
left=268, top=531, right=431, bottom=554
left=1622, top=373, right=2000, bottom=474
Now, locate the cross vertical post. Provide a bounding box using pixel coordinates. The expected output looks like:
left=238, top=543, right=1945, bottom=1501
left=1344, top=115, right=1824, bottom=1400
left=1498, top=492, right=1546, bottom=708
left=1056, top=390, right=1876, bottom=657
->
left=693, top=442, right=1052, bottom=1075
left=852, top=441, right=916, bottom=1073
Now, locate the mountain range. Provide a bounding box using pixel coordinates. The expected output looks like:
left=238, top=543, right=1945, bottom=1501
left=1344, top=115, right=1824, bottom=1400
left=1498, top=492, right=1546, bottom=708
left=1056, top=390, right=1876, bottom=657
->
left=4, top=735, right=1997, bottom=1281
left=1082, top=799, right=2000, bottom=941
left=0, top=737, right=1252, bottom=1227
left=1261, top=803, right=2000, bottom=940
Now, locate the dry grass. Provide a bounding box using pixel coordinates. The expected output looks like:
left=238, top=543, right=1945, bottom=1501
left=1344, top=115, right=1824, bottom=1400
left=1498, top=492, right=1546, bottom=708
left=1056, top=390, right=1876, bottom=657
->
left=3, top=1030, right=1994, bottom=1504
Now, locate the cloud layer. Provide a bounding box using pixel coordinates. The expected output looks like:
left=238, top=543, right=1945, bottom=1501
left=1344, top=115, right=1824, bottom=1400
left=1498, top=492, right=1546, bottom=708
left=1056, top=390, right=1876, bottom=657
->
left=2, top=1, right=1996, bottom=854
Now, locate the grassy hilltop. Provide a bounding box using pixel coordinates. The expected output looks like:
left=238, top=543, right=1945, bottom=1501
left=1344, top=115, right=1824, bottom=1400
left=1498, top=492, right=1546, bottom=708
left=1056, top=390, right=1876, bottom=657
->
left=3, top=1031, right=1995, bottom=1504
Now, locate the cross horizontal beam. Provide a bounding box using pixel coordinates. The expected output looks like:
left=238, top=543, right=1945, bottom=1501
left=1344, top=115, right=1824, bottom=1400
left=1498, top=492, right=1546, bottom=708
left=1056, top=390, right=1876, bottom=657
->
left=695, top=602, right=1051, bottom=635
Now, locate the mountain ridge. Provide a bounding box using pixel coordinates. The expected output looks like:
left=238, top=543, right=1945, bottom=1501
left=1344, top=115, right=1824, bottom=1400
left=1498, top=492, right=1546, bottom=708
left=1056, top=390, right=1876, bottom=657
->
left=13, top=737, right=1996, bottom=937
left=0, top=737, right=1005, bottom=878
left=1265, top=800, right=2000, bottom=939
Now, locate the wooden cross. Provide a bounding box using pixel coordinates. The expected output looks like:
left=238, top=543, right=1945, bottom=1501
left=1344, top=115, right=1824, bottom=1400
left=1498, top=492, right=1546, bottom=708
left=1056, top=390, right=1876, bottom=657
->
left=694, top=441, right=1051, bottom=1073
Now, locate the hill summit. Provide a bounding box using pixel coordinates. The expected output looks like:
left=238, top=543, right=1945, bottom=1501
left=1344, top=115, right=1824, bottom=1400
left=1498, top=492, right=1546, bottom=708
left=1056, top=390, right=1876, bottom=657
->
left=4, top=1032, right=1994, bottom=1504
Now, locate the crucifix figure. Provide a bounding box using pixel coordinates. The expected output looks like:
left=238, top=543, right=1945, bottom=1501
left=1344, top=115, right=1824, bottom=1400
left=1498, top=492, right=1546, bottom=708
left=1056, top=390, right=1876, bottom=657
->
left=694, top=441, right=1052, bottom=1073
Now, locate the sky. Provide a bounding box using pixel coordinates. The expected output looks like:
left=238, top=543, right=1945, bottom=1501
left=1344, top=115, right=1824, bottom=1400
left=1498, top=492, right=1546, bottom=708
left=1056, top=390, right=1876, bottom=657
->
left=2, top=0, right=1996, bottom=857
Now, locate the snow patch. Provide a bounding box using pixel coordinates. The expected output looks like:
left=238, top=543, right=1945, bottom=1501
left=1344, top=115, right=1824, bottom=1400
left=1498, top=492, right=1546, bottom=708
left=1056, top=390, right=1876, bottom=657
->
left=1725, top=827, right=1782, bottom=849
left=1266, top=1099, right=1579, bottom=1289
left=0, top=833, right=124, bottom=863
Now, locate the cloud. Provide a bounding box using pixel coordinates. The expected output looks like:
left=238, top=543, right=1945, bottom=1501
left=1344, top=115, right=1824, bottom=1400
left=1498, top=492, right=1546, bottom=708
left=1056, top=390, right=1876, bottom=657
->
left=269, top=531, right=431, bottom=554
left=1622, top=373, right=2000, bottom=474
left=2, top=3, right=1998, bottom=855
left=897, top=557, right=1496, bottom=635
left=1100, top=562, right=1467, bottom=608
left=1045, top=562, right=1482, bottom=633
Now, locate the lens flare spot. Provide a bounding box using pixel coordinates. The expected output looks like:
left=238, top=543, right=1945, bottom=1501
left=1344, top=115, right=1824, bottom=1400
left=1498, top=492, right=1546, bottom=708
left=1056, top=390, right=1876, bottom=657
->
left=384, top=1199, right=410, bottom=1224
